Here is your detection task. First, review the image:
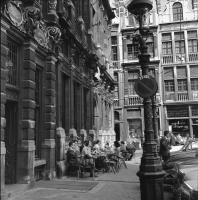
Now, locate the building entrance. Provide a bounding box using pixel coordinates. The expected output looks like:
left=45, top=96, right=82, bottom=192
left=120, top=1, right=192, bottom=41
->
left=5, top=101, right=18, bottom=184
left=193, top=125, right=198, bottom=138
left=115, top=123, right=120, bottom=141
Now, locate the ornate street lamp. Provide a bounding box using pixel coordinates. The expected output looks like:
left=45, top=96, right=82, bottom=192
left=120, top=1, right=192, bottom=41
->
left=127, top=1, right=165, bottom=200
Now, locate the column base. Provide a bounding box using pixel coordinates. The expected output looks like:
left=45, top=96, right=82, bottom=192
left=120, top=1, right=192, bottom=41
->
left=41, top=139, right=56, bottom=180
left=1, top=141, right=6, bottom=200
left=16, top=140, right=35, bottom=183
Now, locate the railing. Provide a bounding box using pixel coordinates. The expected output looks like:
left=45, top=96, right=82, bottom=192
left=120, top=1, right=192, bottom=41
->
left=165, top=93, right=175, bottom=101
left=162, top=55, right=173, bottom=64
left=189, top=53, right=198, bottom=62
left=114, top=99, right=119, bottom=107
left=177, top=92, right=189, bottom=101
left=125, top=96, right=142, bottom=106
left=112, top=61, right=119, bottom=69
left=176, top=54, right=186, bottom=63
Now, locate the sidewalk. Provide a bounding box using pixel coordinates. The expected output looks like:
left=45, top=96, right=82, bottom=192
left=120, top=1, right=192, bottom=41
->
left=7, top=150, right=173, bottom=200
left=8, top=153, right=142, bottom=200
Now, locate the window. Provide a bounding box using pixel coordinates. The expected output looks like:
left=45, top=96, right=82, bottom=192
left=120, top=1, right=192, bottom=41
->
left=192, top=0, right=198, bottom=9
left=147, top=42, right=154, bottom=57
left=128, top=13, right=136, bottom=26
left=188, top=31, right=198, bottom=53
left=111, top=36, right=117, bottom=45
left=35, top=66, right=43, bottom=158
left=192, top=106, right=198, bottom=116
left=165, top=80, right=175, bottom=92
left=114, top=86, right=119, bottom=99
left=190, top=65, right=198, bottom=77
left=114, top=72, right=118, bottom=82
left=127, top=44, right=139, bottom=59
left=111, top=36, right=118, bottom=61
left=191, top=78, right=198, bottom=90
left=128, top=71, right=139, bottom=79
left=112, top=46, right=118, bottom=61
left=177, top=66, right=187, bottom=78
left=7, top=38, right=19, bottom=85
left=175, top=32, right=185, bottom=54
left=162, top=42, right=172, bottom=55
left=173, top=2, right=183, bottom=21
left=164, top=67, right=174, bottom=79
left=128, top=80, right=136, bottom=95
left=162, top=33, right=172, bottom=55
left=162, top=33, right=172, bottom=41
left=178, top=79, right=187, bottom=91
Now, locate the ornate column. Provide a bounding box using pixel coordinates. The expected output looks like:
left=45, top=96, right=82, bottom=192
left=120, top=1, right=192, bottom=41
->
left=41, top=52, right=57, bottom=179
left=17, top=39, right=37, bottom=183
left=1, top=17, right=9, bottom=200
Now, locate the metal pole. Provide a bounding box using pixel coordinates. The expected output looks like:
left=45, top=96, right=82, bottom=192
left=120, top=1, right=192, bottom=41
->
left=137, top=36, right=165, bottom=200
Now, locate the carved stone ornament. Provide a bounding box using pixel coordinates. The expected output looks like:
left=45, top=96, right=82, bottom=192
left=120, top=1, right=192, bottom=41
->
left=34, top=21, right=48, bottom=48
left=23, top=5, right=41, bottom=36
left=5, top=1, right=23, bottom=27
left=47, top=26, right=61, bottom=48
left=48, top=0, right=57, bottom=10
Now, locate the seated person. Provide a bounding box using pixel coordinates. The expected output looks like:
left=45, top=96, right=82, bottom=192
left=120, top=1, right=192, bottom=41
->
left=120, top=141, right=127, bottom=152
left=92, top=140, right=101, bottom=155
left=113, top=141, right=121, bottom=156
left=66, top=141, right=80, bottom=174
left=104, top=142, right=111, bottom=152
left=73, top=140, right=80, bottom=154
left=81, top=140, right=95, bottom=177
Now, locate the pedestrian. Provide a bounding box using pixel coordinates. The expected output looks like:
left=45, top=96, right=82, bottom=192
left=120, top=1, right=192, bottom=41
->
left=169, top=132, right=176, bottom=146
left=159, top=131, right=171, bottom=163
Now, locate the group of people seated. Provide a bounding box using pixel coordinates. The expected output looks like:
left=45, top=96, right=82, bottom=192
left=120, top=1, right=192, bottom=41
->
left=66, top=139, right=136, bottom=177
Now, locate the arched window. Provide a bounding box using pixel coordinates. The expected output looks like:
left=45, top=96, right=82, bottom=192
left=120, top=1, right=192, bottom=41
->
left=173, top=2, right=183, bottom=21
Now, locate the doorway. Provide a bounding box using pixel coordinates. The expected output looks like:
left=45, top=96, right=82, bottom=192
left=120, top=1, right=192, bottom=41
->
left=115, top=123, right=120, bottom=141
left=5, top=101, right=18, bottom=184
left=193, top=125, right=198, bottom=138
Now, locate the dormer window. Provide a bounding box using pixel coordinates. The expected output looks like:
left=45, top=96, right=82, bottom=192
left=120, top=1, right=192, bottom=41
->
left=173, top=2, right=183, bottom=21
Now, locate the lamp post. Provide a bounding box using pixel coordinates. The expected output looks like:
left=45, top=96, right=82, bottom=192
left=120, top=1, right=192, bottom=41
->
left=127, top=1, right=165, bottom=200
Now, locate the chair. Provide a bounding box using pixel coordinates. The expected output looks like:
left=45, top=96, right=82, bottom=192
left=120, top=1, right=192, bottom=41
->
left=67, top=150, right=82, bottom=178
left=80, top=155, right=96, bottom=179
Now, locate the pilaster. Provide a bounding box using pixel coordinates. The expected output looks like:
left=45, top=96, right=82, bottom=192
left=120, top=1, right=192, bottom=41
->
left=17, top=39, right=37, bottom=183
left=41, top=53, right=57, bottom=179
left=1, top=142, right=6, bottom=200
left=1, top=19, right=9, bottom=199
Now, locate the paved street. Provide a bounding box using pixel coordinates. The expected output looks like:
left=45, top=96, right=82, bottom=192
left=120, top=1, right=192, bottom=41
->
left=7, top=151, right=142, bottom=200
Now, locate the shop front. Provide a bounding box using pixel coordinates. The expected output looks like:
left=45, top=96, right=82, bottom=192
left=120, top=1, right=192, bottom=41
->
left=168, top=119, right=190, bottom=137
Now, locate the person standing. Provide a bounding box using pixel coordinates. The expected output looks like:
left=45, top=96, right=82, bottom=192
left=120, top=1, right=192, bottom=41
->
left=159, top=131, right=171, bottom=163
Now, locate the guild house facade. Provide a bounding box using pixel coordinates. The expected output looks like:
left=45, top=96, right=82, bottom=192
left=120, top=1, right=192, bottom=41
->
left=0, top=0, right=115, bottom=199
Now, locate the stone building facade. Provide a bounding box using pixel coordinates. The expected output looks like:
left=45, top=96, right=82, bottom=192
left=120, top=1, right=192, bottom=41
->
left=111, top=0, right=198, bottom=141
left=0, top=0, right=115, bottom=199
left=157, top=0, right=198, bottom=137
left=111, top=0, right=161, bottom=142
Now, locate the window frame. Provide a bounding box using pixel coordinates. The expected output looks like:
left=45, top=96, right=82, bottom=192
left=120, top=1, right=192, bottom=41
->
left=173, top=2, right=183, bottom=21
left=165, top=80, right=175, bottom=92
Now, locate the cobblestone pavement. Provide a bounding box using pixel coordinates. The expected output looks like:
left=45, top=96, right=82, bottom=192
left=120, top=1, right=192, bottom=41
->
left=8, top=151, right=142, bottom=200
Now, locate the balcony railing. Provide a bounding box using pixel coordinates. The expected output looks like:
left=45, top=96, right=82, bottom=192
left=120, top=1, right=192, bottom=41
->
left=112, top=61, right=120, bottom=69
left=162, top=55, right=173, bottom=64
left=125, top=96, right=142, bottom=106
left=114, top=99, right=119, bottom=107
left=176, top=54, right=186, bottom=63
left=162, top=53, right=198, bottom=64
left=189, top=53, right=198, bottom=62
left=177, top=92, right=189, bottom=101
left=165, top=93, right=175, bottom=101
left=165, top=92, right=189, bottom=102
